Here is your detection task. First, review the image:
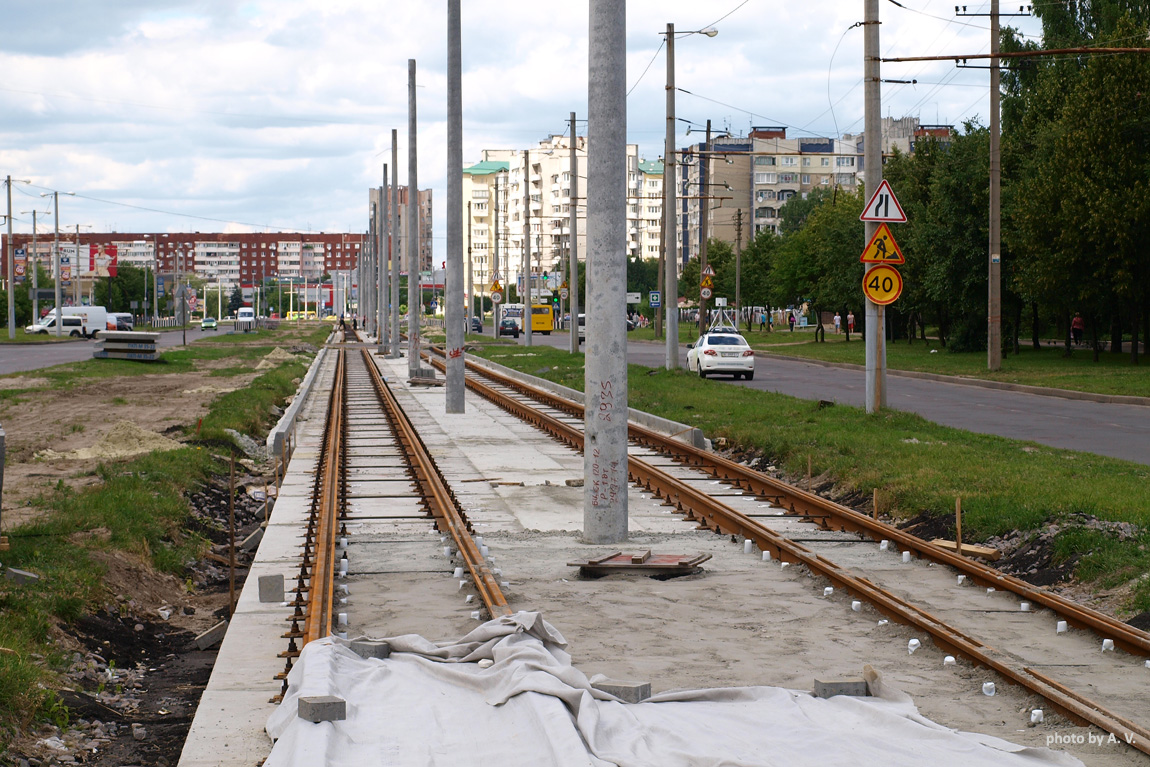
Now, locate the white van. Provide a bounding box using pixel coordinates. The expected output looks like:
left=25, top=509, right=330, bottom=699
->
left=236, top=307, right=256, bottom=333
left=27, top=306, right=108, bottom=338
left=107, top=312, right=134, bottom=331
left=25, top=315, right=84, bottom=337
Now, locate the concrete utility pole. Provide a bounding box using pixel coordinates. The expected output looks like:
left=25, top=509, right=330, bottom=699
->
left=664, top=22, right=679, bottom=369
left=697, top=119, right=712, bottom=338
left=5, top=177, right=13, bottom=339
left=492, top=173, right=501, bottom=339
left=863, top=0, right=887, bottom=413
left=734, top=207, right=743, bottom=326
left=467, top=201, right=474, bottom=330
left=988, top=0, right=1002, bottom=371
left=445, top=0, right=465, bottom=412
left=584, top=0, right=628, bottom=544
left=569, top=111, right=580, bottom=354
left=522, top=150, right=532, bottom=347
left=53, top=194, right=61, bottom=337
left=390, top=132, right=401, bottom=359
left=379, top=167, right=389, bottom=354
left=407, top=59, right=421, bottom=376
left=27, top=210, right=42, bottom=322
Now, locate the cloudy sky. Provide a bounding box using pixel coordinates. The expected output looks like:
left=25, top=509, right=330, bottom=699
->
left=2, top=1, right=1041, bottom=260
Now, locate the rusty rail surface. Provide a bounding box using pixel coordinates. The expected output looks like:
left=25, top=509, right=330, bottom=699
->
left=426, top=349, right=1150, bottom=755
left=361, top=348, right=511, bottom=619
left=440, top=350, right=1150, bottom=658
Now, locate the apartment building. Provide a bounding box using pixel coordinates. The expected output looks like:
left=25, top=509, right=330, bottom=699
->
left=461, top=160, right=507, bottom=295
left=2, top=231, right=365, bottom=291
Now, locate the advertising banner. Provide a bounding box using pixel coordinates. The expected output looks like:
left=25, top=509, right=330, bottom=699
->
left=88, top=243, right=119, bottom=277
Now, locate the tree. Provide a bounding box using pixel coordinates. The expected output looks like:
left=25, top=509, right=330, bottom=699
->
left=228, top=286, right=244, bottom=315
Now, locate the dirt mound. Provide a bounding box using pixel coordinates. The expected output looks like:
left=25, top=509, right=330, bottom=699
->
left=36, top=421, right=183, bottom=461
left=256, top=347, right=305, bottom=370
left=989, top=514, right=1142, bottom=588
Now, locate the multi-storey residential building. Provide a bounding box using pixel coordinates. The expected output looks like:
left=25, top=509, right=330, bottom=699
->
left=1, top=231, right=364, bottom=295
left=636, top=160, right=664, bottom=261
left=367, top=186, right=434, bottom=274
left=469, top=134, right=645, bottom=297
left=461, top=160, right=508, bottom=297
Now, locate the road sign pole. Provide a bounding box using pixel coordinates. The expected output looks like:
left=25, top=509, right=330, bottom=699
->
left=863, top=0, right=887, bottom=413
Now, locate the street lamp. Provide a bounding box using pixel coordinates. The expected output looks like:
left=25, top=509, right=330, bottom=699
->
left=662, top=23, right=717, bottom=370
left=39, top=191, right=75, bottom=337
left=21, top=209, right=50, bottom=322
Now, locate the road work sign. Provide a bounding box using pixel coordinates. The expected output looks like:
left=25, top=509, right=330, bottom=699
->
left=859, top=223, right=905, bottom=264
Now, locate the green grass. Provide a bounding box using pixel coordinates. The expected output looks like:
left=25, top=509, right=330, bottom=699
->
left=627, top=326, right=1149, bottom=398
left=472, top=344, right=1150, bottom=612
left=0, top=323, right=327, bottom=747
left=0, top=333, right=82, bottom=344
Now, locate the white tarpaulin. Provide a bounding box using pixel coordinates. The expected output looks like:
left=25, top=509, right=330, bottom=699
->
left=265, top=612, right=1083, bottom=767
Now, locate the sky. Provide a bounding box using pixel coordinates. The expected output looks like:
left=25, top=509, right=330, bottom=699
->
left=1, top=1, right=1043, bottom=261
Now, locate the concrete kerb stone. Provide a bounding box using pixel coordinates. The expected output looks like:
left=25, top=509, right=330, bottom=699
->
left=4, top=567, right=41, bottom=585
left=591, top=679, right=652, bottom=703
left=757, top=350, right=1150, bottom=408
left=297, top=695, right=346, bottom=723
left=266, top=333, right=334, bottom=458
left=194, top=620, right=229, bottom=650
left=466, top=356, right=709, bottom=450
left=348, top=639, right=392, bottom=660
left=239, top=527, right=264, bottom=552
left=813, top=677, right=870, bottom=698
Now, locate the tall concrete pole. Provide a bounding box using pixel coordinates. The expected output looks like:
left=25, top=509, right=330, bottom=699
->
left=522, top=150, right=532, bottom=347
left=390, top=132, right=401, bottom=358
left=863, top=0, right=887, bottom=412
left=407, top=59, right=421, bottom=375
left=31, top=211, right=40, bottom=322
left=445, top=0, right=465, bottom=412
left=492, top=173, right=501, bottom=339
left=569, top=111, right=581, bottom=353
left=584, top=0, right=628, bottom=544
left=6, top=178, right=13, bottom=339
left=467, top=201, right=474, bottom=329
left=697, top=119, right=711, bottom=339
left=379, top=167, right=389, bottom=354
left=664, top=23, right=679, bottom=369
left=988, top=0, right=1002, bottom=371
left=53, top=193, right=61, bottom=337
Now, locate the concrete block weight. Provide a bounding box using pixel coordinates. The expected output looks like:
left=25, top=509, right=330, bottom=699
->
left=258, top=574, right=284, bottom=603
left=297, top=695, right=346, bottom=723
left=348, top=639, right=392, bottom=660
left=591, top=679, right=652, bottom=703
left=813, top=678, right=869, bottom=698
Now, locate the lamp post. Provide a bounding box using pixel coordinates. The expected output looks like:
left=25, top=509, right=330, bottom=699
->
left=40, top=192, right=75, bottom=338
left=21, top=209, right=50, bottom=323
left=662, top=23, right=717, bottom=369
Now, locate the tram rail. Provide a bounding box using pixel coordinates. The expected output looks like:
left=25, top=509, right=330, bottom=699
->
left=425, top=346, right=1150, bottom=756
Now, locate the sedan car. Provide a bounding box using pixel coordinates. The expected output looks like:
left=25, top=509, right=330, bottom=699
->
left=498, top=318, right=520, bottom=339
left=201, top=316, right=218, bottom=330
left=686, top=331, right=756, bottom=379
left=470, top=317, right=483, bottom=333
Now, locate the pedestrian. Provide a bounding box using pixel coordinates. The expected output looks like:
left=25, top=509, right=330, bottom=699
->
left=339, top=314, right=346, bottom=331
left=352, top=316, right=358, bottom=331
left=847, top=311, right=855, bottom=334
left=787, top=312, right=796, bottom=332
left=758, top=311, right=766, bottom=331
left=1071, top=312, right=1084, bottom=345
left=833, top=312, right=841, bottom=334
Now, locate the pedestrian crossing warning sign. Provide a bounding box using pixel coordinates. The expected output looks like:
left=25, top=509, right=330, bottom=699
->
left=859, top=223, right=905, bottom=265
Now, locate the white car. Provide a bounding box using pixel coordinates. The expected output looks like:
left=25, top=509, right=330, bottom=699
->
left=687, top=331, right=756, bottom=380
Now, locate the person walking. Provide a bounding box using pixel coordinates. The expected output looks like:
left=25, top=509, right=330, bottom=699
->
left=759, top=311, right=766, bottom=331
left=847, top=311, right=855, bottom=334
left=787, top=312, right=796, bottom=332
left=833, top=312, right=841, bottom=334
left=1071, top=313, right=1084, bottom=345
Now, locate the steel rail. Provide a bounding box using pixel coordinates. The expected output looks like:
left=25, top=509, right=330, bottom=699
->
left=434, top=350, right=1150, bottom=659
left=359, top=348, right=511, bottom=619
left=303, top=347, right=345, bottom=645
left=425, top=350, right=1150, bottom=755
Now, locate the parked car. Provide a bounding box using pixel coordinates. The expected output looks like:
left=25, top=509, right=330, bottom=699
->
left=686, top=331, right=756, bottom=380
left=470, top=317, right=483, bottom=333
left=498, top=318, right=520, bottom=339
left=107, top=312, right=134, bottom=331
left=201, top=316, right=218, bottom=330
left=25, top=316, right=84, bottom=337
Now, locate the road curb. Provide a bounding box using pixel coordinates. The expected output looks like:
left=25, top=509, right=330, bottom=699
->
left=756, top=351, right=1150, bottom=408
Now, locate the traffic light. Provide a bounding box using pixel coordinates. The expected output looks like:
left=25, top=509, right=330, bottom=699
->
left=552, top=295, right=559, bottom=307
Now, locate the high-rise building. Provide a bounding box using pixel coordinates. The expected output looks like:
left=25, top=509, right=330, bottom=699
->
left=367, top=186, right=433, bottom=274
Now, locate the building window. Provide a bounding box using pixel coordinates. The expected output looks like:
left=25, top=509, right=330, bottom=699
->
left=821, top=158, right=830, bottom=166
left=754, top=172, right=776, bottom=184
left=836, top=157, right=855, bottom=167
left=802, top=157, right=810, bottom=166
left=781, top=157, right=796, bottom=166
left=779, top=173, right=797, bottom=184
left=754, top=156, right=775, bottom=166
left=822, top=176, right=831, bottom=185
left=801, top=174, right=810, bottom=184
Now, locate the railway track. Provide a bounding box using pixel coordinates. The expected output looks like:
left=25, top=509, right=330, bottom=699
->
left=425, top=346, right=1150, bottom=756
left=273, top=335, right=508, bottom=698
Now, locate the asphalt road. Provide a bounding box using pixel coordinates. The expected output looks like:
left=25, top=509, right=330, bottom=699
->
left=0, top=327, right=213, bottom=376
left=522, top=332, right=1150, bottom=466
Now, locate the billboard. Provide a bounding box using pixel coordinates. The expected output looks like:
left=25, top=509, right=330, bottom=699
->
left=88, top=243, right=118, bottom=277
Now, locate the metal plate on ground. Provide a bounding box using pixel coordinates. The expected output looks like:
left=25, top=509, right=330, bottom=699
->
left=567, top=551, right=712, bottom=576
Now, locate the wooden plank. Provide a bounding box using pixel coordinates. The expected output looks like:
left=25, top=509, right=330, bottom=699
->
left=930, top=539, right=1000, bottom=560
left=630, top=550, right=651, bottom=564
left=0, top=536, right=8, bottom=551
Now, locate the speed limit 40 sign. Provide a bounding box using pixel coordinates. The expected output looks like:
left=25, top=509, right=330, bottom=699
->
left=862, top=264, right=903, bottom=306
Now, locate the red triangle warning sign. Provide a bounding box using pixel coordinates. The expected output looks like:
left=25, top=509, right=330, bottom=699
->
left=859, top=179, right=907, bottom=223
